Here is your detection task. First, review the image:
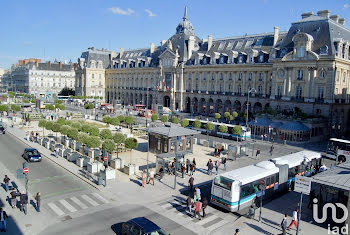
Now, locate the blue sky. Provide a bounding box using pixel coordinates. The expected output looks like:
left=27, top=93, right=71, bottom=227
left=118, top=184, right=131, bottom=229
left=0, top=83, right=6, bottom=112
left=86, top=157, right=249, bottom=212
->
left=0, top=0, right=349, bottom=69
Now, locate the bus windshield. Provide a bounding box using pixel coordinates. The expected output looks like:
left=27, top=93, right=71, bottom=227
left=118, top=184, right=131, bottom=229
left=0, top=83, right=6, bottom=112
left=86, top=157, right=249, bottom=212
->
left=214, top=176, right=234, bottom=190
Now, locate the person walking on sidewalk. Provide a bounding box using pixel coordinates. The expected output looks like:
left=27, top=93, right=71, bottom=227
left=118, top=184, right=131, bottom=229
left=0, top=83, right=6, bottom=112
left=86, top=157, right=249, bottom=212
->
left=287, top=208, right=299, bottom=230
left=187, top=196, right=193, bottom=213
left=193, top=200, right=202, bottom=220
left=181, top=163, right=185, bottom=179
left=141, top=171, right=146, bottom=188
left=208, top=160, right=214, bottom=175
left=202, top=197, right=208, bottom=217
left=189, top=163, right=194, bottom=176
left=195, top=187, right=201, bottom=201
left=26, top=132, right=30, bottom=141
left=55, top=147, right=59, bottom=158
left=20, top=191, right=28, bottom=215
left=186, top=159, right=190, bottom=174
left=3, top=175, right=10, bottom=192
left=188, top=176, right=194, bottom=192
left=281, top=214, right=288, bottom=235
left=147, top=170, right=155, bottom=186
left=35, top=192, right=41, bottom=212
left=10, top=189, right=19, bottom=208
left=256, top=149, right=261, bottom=159
left=270, top=144, right=274, bottom=157
left=215, top=160, right=220, bottom=175
left=234, top=229, right=240, bottom=235
left=0, top=208, right=8, bottom=232
left=192, top=158, right=196, bottom=172
left=222, top=157, right=227, bottom=171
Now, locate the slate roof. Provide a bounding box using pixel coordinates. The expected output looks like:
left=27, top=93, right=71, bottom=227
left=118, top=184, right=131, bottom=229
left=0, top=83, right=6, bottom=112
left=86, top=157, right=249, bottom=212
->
left=279, top=121, right=310, bottom=131
left=80, top=48, right=112, bottom=69
left=148, top=124, right=200, bottom=137
left=26, top=62, right=74, bottom=71
left=312, top=163, right=350, bottom=191
left=248, top=117, right=272, bottom=127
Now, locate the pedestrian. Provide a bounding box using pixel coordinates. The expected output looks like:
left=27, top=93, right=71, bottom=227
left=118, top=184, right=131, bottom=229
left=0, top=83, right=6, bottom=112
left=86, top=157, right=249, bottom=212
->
left=186, top=159, right=190, bottom=174
left=248, top=205, right=256, bottom=219
left=189, top=163, right=194, bottom=176
left=234, top=229, right=240, bottom=235
left=270, top=144, right=274, bottom=156
left=26, top=132, right=30, bottom=141
left=208, top=160, right=213, bottom=175
left=287, top=208, right=299, bottom=230
left=193, top=200, right=202, bottom=220
left=159, top=167, right=164, bottom=182
left=215, top=160, right=220, bottom=175
left=202, top=197, right=208, bottom=217
left=281, top=214, right=288, bottom=235
left=10, top=189, right=19, bottom=208
left=187, top=196, right=193, bottom=213
left=261, top=134, right=264, bottom=141
left=55, top=147, right=59, bottom=158
left=3, top=175, right=10, bottom=192
left=20, top=191, right=28, bottom=215
left=206, top=159, right=211, bottom=174
left=256, top=149, right=261, bottom=159
left=35, top=192, right=41, bottom=212
left=194, top=191, right=198, bottom=203
left=30, top=131, right=34, bottom=142
left=147, top=169, right=154, bottom=185
left=188, top=176, right=194, bottom=192
left=181, top=163, right=185, bottom=178
left=0, top=208, right=8, bottom=232
left=195, top=187, right=201, bottom=201
left=222, top=157, right=227, bottom=171
left=141, top=170, right=146, bottom=187
left=192, top=158, right=196, bottom=172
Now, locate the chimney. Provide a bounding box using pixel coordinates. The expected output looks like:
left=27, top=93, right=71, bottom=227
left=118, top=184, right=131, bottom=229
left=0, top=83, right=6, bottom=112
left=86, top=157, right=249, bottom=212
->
left=317, top=10, right=330, bottom=18
left=59, top=62, right=62, bottom=69
left=330, top=15, right=340, bottom=23
left=188, top=36, right=195, bottom=59
left=36, top=61, right=39, bottom=67
left=273, top=26, right=279, bottom=46
left=339, top=18, right=346, bottom=25
left=150, top=42, right=155, bottom=54
left=301, top=12, right=314, bottom=19
left=161, top=40, right=167, bottom=46
left=19, top=60, right=24, bottom=65
left=119, top=47, right=124, bottom=57
left=208, top=35, right=213, bottom=51
left=48, top=61, right=51, bottom=68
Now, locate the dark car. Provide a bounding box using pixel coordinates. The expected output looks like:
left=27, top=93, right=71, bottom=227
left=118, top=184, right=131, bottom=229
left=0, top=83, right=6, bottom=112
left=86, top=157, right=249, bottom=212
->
left=22, top=148, right=42, bottom=162
left=0, top=125, right=5, bottom=134
left=122, top=217, right=166, bottom=235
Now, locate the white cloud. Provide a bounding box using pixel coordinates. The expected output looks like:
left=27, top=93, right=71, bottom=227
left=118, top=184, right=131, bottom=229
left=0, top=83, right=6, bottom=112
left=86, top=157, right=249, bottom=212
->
left=108, top=7, right=135, bottom=16
left=145, top=9, right=156, bottom=17
left=344, top=3, right=349, bottom=9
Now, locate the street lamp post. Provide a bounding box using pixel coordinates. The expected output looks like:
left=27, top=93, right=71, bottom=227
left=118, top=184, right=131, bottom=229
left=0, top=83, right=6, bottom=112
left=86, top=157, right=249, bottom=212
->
left=246, top=88, right=256, bottom=134
left=146, top=86, right=150, bottom=182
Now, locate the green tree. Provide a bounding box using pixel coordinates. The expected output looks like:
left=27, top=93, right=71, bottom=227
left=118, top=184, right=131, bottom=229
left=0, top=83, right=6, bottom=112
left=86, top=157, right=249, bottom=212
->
left=110, top=117, right=120, bottom=126
left=38, top=119, right=47, bottom=136
left=71, top=122, right=82, bottom=131
left=102, top=139, right=115, bottom=154
left=64, top=120, right=73, bottom=126
left=67, top=127, right=79, bottom=140
left=52, top=122, right=62, bottom=138
left=31, top=98, right=35, bottom=103
left=57, top=118, right=66, bottom=125
left=45, top=104, right=55, bottom=111
left=100, top=129, right=113, bottom=140
left=180, top=119, right=189, bottom=128
left=81, top=124, right=91, bottom=133
left=55, top=104, right=66, bottom=110
left=205, top=122, right=215, bottom=141
left=84, top=103, right=94, bottom=109
left=11, top=104, right=21, bottom=112
left=125, top=116, right=134, bottom=126
left=45, top=121, right=53, bottom=135
left=55, top=100, right=63, bottom=104
left=125, top=137, right=138, bottom=164
left=193, top=120, right=201, bottom=128
left=0, top=105, right=8, bottom=112
left=77, top=132, right=89, bottom=144
left=151, top=114, right=158, bottom=122
left=214, top=113, right=221, bottom=121
left=171, top=117, right=179, bottom=124
left=219, top=125, right=228, bottom=139
left=161, top=115, right=168, bottom=123
left=117, top=115, right=125, bottom=123
left=102, top=116, right=111, bottom=124
left=224, top=112, right=231, bottom=122
left=23, top=99, right=29, bottom=104
left=59, top=125, right=70, bottom=137
left=232, top=111, right=238, bottom=120
left=88, top=126, right=99, bottom=136
left=86, top=136, right=101, bottom=149
left=232, top=125, right=242, bottom=136
left=9, top=92, right=15, bottom=99
left=113, top=133, right=125, bottom=145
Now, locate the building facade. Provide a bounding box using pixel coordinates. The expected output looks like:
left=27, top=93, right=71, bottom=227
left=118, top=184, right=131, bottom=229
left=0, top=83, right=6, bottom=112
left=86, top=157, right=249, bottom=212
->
left=7, top=60, right=75, bottom=99
left=100, top=8, right=349, bottom=137
left=75, top=48, right=113, bottom=101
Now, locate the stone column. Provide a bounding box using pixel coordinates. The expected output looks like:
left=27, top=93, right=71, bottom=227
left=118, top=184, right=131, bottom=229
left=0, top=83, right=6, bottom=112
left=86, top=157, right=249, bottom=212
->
left=310, top=68, right=316, bottom=98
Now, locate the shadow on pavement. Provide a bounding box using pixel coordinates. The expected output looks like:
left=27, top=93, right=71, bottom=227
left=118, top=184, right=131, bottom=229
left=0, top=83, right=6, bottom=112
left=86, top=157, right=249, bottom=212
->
left=110, top=222, right=123, bottom=235
left=129, top=178, right=141, bottom=186
left=244, top=222, right=276, bottom=235
left=0, top=198, right=24, bottom=235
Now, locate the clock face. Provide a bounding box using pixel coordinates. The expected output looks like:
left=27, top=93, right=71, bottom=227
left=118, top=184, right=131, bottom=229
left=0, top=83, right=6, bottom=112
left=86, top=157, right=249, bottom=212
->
left=278, top=70, right=284, bottom=78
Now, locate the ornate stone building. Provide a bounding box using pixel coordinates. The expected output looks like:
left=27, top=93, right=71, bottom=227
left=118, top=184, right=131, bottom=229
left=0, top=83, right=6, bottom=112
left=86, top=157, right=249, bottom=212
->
left=102, top=8, right=349, bottom=136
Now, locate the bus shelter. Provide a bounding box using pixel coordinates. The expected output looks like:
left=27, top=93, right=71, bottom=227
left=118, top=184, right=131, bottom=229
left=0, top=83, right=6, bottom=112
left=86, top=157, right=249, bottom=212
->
left=227, top=143, right=248, bottom=160
left=155, top=151, right=189, bottom=174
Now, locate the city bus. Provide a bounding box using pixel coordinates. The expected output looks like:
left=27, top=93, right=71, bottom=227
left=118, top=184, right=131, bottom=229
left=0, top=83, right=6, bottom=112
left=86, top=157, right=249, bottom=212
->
left=134, top=104, right=146, bottom=111
left=211, top=150, right=321, bottom=212
left=326, top=138, right=350, bottom=163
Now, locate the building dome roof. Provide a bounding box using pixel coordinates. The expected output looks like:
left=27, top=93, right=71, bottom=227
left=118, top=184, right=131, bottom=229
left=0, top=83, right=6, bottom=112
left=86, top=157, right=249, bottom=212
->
left=176, top=7, right=195, bottom=36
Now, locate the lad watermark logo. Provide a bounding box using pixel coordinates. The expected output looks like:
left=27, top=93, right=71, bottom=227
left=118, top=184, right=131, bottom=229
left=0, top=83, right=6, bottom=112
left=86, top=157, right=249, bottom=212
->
left=313, top=198, right=349, bottom=234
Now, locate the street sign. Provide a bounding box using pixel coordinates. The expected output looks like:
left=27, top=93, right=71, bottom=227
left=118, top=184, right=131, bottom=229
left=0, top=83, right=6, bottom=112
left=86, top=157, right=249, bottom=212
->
left=294, top=175, right=311, bottom=195
left=103, top=156, right=108, bottom=162
left=23, top=167, right=29, bottom=174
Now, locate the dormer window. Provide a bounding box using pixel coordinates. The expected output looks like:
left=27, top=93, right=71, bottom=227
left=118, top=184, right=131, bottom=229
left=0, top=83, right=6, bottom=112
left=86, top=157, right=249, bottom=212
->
left=320, top=45, right=328, bottom=55
left=297, top=46, right=305, bottom=58
left=259, top=54, right=264, bottom=63
left=238, top=56, right=243, bottom=63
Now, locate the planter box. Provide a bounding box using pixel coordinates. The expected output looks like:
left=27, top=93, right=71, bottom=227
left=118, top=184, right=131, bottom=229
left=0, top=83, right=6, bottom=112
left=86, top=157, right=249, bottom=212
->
left=67, top=152, right=82, bottom=162
left=123, top=164, right=136, bottom=175
left=87, top=162, right=104, bottom=174
left=88, top=149, right=101, bottom=159
left=105, top=168, right=116, bottom=180
left=203, top=140, right=209, bottom=147
left=49, top=140, right=56, bottom=151
left=59, top=148, right=71, bottom=158
left=110, top=158, right=124, bottom=169
left=76, top=157, right=91, bottom=168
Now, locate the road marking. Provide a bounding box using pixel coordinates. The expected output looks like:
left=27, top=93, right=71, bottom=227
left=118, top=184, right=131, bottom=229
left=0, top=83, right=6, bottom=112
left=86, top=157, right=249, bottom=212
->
left=47, top=202, right=65, bottom=216
left=91, top=193, right=109, bottom=204
left=59, top=199, right=77, bottom=213
left=71, top=196, right=88, bottom=209
left=204, top=218, right=228, bottom=230
left=196, top=214, right=219, bottom=225
left=81, top=194, right=99, bottom=206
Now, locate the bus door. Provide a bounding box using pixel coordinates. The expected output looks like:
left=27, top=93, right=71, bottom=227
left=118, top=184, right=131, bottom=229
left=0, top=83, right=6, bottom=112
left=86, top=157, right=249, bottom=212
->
left=278, top=164, right=289, bottom=192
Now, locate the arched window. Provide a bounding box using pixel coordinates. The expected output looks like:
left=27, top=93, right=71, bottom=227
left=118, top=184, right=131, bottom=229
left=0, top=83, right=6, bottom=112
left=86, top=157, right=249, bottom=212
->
left=248, top=73, right=252, bottom=81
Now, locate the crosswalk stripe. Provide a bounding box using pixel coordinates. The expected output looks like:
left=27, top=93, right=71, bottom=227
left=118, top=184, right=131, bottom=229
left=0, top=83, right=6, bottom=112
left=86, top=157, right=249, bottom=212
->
left=205, top=218, right=229, bottom=231
left=47, top=202, right=65, bottom=216
left=81, top=194, right=99, bottom=206
left=59, top=199, right=77, bottom=213
left=91, top=193, right=109, bottom=204
left=71, top=196, right=88, bottom=209
left=196, top=215, right=219, bottom=225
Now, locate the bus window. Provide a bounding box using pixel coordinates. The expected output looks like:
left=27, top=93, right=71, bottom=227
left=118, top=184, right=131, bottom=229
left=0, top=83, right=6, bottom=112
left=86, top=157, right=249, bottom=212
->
left=214, top=176, right=234, bottom=191
left=266, top=177, right=271, bottom=186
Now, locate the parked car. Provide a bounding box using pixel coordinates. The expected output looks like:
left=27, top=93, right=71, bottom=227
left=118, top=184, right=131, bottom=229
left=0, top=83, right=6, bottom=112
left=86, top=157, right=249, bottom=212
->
left=22, top=148, right=42, bottom=162
left=122, top=217, right=166, bottom=235
left=0, top=125, right=5, bottom=134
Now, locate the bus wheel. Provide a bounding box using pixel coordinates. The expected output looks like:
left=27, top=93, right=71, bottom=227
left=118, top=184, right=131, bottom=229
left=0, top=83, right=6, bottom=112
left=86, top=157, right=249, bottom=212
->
left=338, top=155, right=346, bottom=163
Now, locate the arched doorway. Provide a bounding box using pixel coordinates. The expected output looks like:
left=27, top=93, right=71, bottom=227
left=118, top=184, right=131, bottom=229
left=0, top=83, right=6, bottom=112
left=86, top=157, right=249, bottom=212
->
left=216, top=99, right=223, bottom=114
left=199, top=98, right=206, bottom=114
left=193, top=98, right=198, bottom=113
left=234, top=100, right=241, bottom=112
left=224, top=100, right=232, bottom=113
left=208, top=98, right=214, bottom=115
left=254, top=102, right=262, bottom=112
left=264, top=103, right=270, bottom=111
left=164, top=96, right=170, bottom=107
left=186, top=97, right=191, bottom=113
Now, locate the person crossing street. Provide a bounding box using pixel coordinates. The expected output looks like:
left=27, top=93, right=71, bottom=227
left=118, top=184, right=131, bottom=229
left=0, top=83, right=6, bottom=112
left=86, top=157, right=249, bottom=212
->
left=35, top=192, right=41, bottom=212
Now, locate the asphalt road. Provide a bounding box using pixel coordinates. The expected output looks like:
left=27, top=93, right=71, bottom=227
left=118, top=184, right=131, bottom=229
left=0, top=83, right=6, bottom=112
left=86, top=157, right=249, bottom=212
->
left=39, top=204, right=196, bottom=235
left=0, top=133, right=93, bottom=199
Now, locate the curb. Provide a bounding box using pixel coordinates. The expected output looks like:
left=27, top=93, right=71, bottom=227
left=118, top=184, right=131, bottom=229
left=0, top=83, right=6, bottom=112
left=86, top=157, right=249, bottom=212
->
left=7, top=129, right=100, bottom=191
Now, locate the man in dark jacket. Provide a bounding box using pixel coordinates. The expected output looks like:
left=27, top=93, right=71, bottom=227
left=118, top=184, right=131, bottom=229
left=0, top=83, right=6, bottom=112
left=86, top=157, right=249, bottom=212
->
left=202, top=197, right=208, bottom=217
left=20, top=192, right=28, bottom=215
left=3, top=175, right=10, bottom=192
left=10, top=189, right=19, bottom=208
left=188, top=176, right=194, bottom=192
